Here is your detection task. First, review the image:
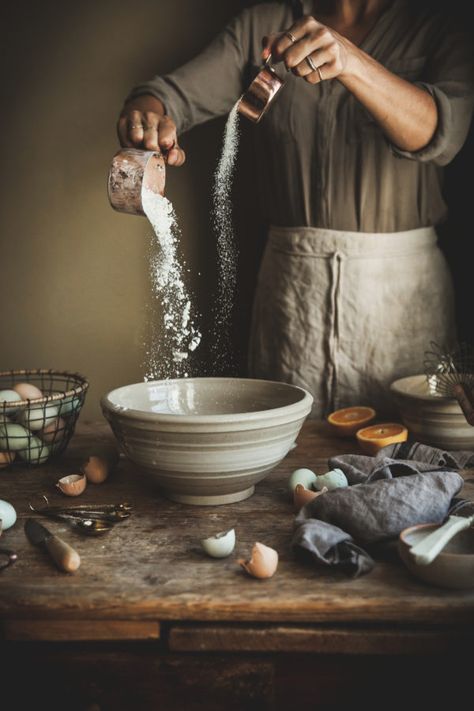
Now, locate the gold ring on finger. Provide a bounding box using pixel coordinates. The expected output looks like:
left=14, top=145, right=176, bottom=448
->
left=285, top=31, right=297, bottom=43
left=317, top=66, right=323, bottom=81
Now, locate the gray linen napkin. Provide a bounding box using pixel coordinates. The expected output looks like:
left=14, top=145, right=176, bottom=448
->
left=292, top=441, right=470, bottom=577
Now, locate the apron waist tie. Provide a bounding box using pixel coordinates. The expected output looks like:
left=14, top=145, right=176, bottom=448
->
left=326, top=251, right=343, bottom=414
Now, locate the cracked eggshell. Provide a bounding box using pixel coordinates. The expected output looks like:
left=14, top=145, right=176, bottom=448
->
left=293, top=484, right=328, bottom=511
left=314, top=468, right=348, bottom=491
left=287, top=468, right=317, bottom=497
left=239, top=542, right=278, bottom=579
left=201, top=528, right=236, bottom=558
left=0, top=499, right=17, bottom=530
left=57, top=473, right=87, bottom=496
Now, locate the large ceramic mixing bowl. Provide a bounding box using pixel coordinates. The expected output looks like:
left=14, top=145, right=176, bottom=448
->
left=101, top=378, right=313, bottom=505
left=389, top=374, right=474, bottom=450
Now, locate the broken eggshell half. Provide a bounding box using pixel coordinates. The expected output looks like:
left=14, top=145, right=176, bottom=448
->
left=293, top=484, right=328, bottom=511
left=287, top=467, right=318, bottom=497
left=57, top=473, right=87, bottom=496
left=239, top=542, right=278, bottom=579
left=201, top=528, right=236, bottom=558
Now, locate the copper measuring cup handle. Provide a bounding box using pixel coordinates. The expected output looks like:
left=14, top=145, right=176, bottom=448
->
left=107, top=148, right=166, bottom=216
left=237, top=54, right=285, bottom=123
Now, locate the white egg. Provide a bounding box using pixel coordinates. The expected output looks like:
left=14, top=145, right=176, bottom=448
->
left=201, top=528, right=236, bottom=558
left=0, top=499, right=17, bottom=530
left=287, top=468, right=318, bottom=496
left=18, top=404, right=59, bottom=431
left=314, top=468, right=348, bottom=491
left=0, top=389, right=22, bottom=414
left=0, top=423, right=31, bottom=450
left=18, top=436, right=50, bottom=464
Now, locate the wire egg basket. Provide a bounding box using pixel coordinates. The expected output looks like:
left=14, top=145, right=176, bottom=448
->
left=0, top=369, right=89, bottom=468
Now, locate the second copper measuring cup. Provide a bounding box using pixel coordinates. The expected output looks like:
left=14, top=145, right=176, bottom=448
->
left=237, top=55, right=285, bottom=123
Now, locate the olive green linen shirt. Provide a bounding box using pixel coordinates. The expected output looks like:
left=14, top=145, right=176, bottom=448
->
left=128, top=0, right=474, bottom=232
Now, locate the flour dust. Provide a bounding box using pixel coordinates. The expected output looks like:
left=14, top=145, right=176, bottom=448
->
left=211, top=102, right=240, bottom=373
left=141, top=101, right=241, bottom=380
left=142, top=186, right=201, bottom=380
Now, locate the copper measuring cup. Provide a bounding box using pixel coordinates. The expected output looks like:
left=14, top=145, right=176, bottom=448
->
left=237, top=55, right=285, bottom=123
left=107, top=148, right=166, bottom=216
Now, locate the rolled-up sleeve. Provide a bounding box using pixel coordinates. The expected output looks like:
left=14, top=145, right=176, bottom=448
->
left=391, top=21, right=474, bottom=166
left=126, top=9, right=253, bottom=134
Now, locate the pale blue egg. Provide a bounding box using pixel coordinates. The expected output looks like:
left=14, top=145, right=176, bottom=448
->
left=0, top=499, right=17, bottom=530
left=59, top=397, right=81, bottom=416
left=0, top=423, right=31, bottom=450
left=18, top=404, right=59, bottom=431
left=314, top=468, right=348, bottom=491
left=18, top=436, right=50, bottom=464
left=0, top=389, right=21, bottom=414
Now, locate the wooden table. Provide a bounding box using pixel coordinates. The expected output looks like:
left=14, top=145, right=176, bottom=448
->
left=1, top=421, right=473, bottom=710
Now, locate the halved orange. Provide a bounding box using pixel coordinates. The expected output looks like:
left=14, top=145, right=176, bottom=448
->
left=356, top=423, right=408, bottom=455
left=327, top=406, right=376, bottom=437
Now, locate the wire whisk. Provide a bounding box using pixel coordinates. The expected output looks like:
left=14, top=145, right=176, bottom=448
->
left=424, top=341, right=474, bottom=425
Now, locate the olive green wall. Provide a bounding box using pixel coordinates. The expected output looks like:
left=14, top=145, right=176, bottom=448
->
left=0, top=0, right=259, bottom=420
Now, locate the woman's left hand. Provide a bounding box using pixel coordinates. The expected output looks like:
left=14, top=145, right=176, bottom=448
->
left=262, top=15, right=352, bottom=84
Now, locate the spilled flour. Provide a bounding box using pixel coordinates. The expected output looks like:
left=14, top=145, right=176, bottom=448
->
left=142, top=186, right=201, bottom=380
left=211, top=102, right=240, bottom=372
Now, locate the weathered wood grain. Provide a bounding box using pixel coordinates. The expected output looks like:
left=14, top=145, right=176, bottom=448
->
left=1, top=420, right=473, bottom=634
left=2, top=619, right=160, bottom=641
left=169, top=624, right=472, bottom=654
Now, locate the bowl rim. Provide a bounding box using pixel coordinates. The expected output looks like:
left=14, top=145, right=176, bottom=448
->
left=100, top=377, right=313, bottom=424
left=399, top=522, right=474, bottom=560
left=389, top=374, right=456, bottom=403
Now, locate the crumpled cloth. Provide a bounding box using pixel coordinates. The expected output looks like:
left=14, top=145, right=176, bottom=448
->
left=292, top=441, right=473, bottom=577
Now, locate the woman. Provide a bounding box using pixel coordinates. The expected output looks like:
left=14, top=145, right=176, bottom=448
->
left=117, top=0, right=474, bottom=417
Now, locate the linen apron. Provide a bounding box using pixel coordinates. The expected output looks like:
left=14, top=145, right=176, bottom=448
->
left=248, top=226, right=456, bottom=418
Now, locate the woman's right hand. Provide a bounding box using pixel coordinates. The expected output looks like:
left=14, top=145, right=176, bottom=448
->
left=117, top=94, right=186, bottom=166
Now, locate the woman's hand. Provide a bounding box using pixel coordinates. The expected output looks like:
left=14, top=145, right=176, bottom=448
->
left=262, top=15, right=351, bottom=84
left=117, top=94, right=186, bottom=166
left=262, top=14, right=437, bottom=152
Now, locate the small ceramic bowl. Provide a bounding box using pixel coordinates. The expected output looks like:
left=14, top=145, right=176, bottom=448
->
left=389, top=374, right=474, bottom=450
left=399, top=523, right=474, bottom=589
left=101, top=377, right=313, bottom=505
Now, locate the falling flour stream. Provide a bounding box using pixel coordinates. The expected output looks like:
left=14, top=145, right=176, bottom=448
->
left=142, top=101, right=241, bottom=380
left=142, top=187, right=201, bottom=380
left=211, top=102, right=240, bottom=372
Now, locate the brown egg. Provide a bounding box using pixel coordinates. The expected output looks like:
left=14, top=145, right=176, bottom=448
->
left=83, top=455, right=109, bottom=484
left=13, top=382, right=44, bottom=400
left=239, top=542, right=278, bottom=579
left=0, top=451, right=15, bottom=469
left=293, top=484, right=328, bottom=511
left=57, top=473, right=87, bottom=496
left=41, top=417, right=66, bottom=443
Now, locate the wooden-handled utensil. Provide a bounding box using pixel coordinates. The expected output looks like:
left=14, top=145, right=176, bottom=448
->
left=24, top=518, right=80, bottom=573
left=409, top=513, right=474, bottom=566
